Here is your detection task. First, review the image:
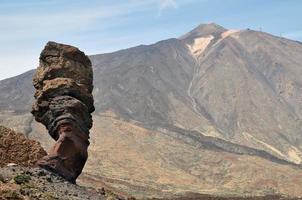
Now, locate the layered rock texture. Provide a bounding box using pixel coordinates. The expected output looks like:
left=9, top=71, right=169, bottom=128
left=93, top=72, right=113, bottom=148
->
left=1, top=23, right=302, bottom=198
left=31, top=42, right=94, bottom=183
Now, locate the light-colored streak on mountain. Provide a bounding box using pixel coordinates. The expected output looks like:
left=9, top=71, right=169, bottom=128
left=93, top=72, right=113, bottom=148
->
left=187, top=35, right=214, bottom=57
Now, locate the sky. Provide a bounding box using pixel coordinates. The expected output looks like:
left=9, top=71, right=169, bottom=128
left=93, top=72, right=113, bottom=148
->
left=0, top=0, right=302, bottom=80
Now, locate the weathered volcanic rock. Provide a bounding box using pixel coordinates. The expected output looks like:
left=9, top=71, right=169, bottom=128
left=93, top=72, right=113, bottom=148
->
left=33, top=42, right=93, bottom=93
left=31, top=41, right=94, bottom=183
left=0, top=126, right=47, bottom=167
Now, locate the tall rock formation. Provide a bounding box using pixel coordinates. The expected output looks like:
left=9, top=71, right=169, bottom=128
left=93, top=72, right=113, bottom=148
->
left=31, top=42, right=94, bottom=183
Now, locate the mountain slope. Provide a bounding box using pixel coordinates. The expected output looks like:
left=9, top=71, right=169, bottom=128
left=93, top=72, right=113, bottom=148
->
left=1, top=23, right=302, bottom=198
left=182, top=27, right=302, bottom=163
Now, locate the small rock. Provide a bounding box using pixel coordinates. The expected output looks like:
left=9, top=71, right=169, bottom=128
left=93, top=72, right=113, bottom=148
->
left=7, top=163, right=17, bottom=167
left=0, top=174, right=6, bottom=183
left=98, top=188, right=106, bottom=195
left=25, top=171, right=33, bottom=176
left=46, top=176, right=52, bottom=183
left=38, top=170, right=46, bottom=177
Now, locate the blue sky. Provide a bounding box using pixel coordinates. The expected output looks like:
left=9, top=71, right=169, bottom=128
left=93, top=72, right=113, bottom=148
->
left=0, top=0, right=302, bottom=80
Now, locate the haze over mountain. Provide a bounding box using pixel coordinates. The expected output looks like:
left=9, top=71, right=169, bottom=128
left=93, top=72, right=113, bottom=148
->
left=1, top=23, right=302, bottom=198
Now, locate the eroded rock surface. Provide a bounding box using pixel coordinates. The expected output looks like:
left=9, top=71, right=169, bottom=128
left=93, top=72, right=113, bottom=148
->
left=0, top=126, right=46, bottom=167
left=31, top=41, right=94, bottom=183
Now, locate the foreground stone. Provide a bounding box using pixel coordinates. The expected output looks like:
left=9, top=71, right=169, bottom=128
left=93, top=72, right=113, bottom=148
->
left=31, top=41, right=95, bottom=183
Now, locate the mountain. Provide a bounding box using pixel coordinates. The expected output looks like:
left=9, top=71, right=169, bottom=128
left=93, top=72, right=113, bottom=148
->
left=1, top=23, right=302, bottom=198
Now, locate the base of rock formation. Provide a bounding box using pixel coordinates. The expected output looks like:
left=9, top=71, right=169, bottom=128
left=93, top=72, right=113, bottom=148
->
left=36, top=123, right=90, bottom=183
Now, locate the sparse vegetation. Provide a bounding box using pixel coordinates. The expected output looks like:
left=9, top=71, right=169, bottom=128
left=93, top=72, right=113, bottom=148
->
left=14, top=174, right=31, bottom=184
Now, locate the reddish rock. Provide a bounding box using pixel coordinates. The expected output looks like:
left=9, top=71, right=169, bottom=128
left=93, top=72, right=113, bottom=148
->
left=0, top=126, right=47, bottom=167
left=31, top=41, right=94, bottom=183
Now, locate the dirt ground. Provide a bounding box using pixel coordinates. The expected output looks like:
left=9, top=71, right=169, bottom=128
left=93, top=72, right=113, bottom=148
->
left=150, top=194, right=302, bottom=200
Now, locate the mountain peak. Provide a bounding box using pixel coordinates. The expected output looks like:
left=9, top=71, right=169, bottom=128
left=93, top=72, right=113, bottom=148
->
left=180, top=23, right=227, bottom=40
left=196, top=22, right=226, bottom=31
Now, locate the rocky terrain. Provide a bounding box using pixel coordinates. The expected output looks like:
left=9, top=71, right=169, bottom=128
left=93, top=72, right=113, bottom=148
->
left=0, top=126, right=46, bottom=167
left=1, top=125, right=299, bottom=200
left=1, top=23, right=302, bottom=198
left=0, top=166, right=117, bottom=200
left=1, top=166, right=300, bottom=200
left=0, top=125, right=132, bottom=200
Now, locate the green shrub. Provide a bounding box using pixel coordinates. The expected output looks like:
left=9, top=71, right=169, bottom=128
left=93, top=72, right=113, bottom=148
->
left=14, top=174, right=31, bottom=184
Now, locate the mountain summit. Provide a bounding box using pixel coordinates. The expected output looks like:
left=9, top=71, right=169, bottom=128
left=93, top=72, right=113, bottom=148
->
left=1, top=23, right=302, bottom=198
left=180, top=23, right=227, bottom=40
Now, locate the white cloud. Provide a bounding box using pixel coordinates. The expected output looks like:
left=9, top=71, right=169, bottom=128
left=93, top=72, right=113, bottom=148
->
left=159, top=0, right=177, bottom=10
left=158, top=0, right=177, bottom=15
